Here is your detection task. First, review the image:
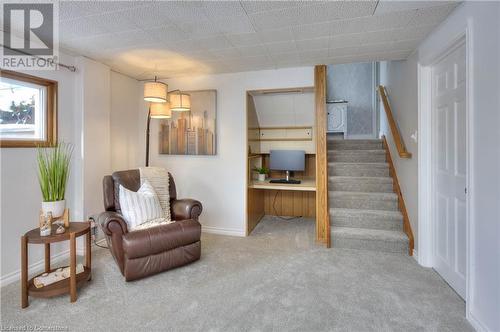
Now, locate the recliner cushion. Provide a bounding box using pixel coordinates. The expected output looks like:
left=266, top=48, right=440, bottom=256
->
left=122, top=219, right=201, bottom=259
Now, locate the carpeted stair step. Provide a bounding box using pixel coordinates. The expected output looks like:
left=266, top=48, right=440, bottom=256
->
left=331, top=226, right=408, bottom=254
left=328, top=139, right=383, bottom=150
left=329, top=176, right=393, bottom=193
left=329, top=191, right=399, bottom=211
left=330, top=208, right=403, bottom=231
left=329, top=162, right=390, bottom=177
left=328, top=150, right=386, bottom=163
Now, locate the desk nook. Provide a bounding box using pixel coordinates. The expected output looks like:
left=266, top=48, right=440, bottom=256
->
left=246, top=87, right=317, bottom=235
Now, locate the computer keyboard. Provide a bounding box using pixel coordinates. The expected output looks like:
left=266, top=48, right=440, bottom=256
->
left=269, top=179, right=301, bottom=184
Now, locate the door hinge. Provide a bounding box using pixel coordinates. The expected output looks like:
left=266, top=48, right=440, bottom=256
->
left=465, top=187, right=467, bottom=194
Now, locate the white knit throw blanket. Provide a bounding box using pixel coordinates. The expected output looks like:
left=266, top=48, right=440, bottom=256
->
left=139, top=167, right=172, bottom=222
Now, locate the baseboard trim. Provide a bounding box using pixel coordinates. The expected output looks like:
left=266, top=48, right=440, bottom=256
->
left=202, top=225, right=245, bottom=237
left=412, top=249, right=418, bottom=262
left=0, top=239, right=105, bottom=288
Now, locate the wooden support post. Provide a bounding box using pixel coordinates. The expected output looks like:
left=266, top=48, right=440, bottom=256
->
left=314, top=65, right=330, bottom=247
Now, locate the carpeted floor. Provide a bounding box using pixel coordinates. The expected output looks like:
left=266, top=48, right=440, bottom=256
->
left=1, top=216, right=472, bottom=331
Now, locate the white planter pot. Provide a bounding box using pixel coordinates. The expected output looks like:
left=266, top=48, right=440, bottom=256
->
left=257, top=174, right=266, bottom=182
left=42, top=200, right=65, bottom=218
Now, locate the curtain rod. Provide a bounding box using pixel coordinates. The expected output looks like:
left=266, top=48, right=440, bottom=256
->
left=1, top=44, right=77, bottom=72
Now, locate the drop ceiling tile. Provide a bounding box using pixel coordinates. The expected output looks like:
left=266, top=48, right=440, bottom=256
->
left=176, top=19, right=221, bottom=38
left=338, top=1, right=378, bottom=19
left=329, top=34, right=363, bottom=49
left=357, top=30, right=396, bottom=44
left=291, top=22, right=333, bottom=40
left=144, top=26, right=189, bottom=44
left=210, top=16, right=255, bottom=34
left=298, top=49, right=330, bottom=61
left=175, top=36, right=233, bottom=52
left=268, top=52, right=300, bottom=63
left=118, top=4, right=175, bottom=30
left=202, top=1, right=247, bottom=19
left=207, top=47, right=241, bottom=58
left=225, top=32, right=261, bottom=47
left=59, top=16, right=109, bottom=41
left=298, top=2, right=344, bottom=25
left=296, top=37, right=330, bottom=51
left=67, top=1, right=149, bottom=16
left=155, top=1, right=208, bottom=27
left=357, top=42, right=395, bottom=55
left=375, top=1, right=455, bottom=15
left=249, top=6, right=303, bottom=31
left=264, top=41, right=297, bottom=54
left=257, top=28, right=294, bottom=43
left=329, top=46, right=360, bottom=58
left=240, top=1, right=310, bottom=14
left=391, top=25, right=436, bottom=42
left=90, top=11, right=141, bottom=34
left=408, top=4, right=458, bottom=27
left=357, top=10, right=417, bottom=31
left=237, top=45, right=268, bottom=57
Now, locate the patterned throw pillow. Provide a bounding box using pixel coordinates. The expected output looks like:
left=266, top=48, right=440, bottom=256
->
left=119, top=180, right=164, bottom=230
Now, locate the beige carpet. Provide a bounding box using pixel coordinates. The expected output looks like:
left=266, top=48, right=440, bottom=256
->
left=1, top=216, right=472, bottom=331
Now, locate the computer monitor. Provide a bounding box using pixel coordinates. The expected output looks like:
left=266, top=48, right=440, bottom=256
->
left=269, top=150, right=305, bottom=184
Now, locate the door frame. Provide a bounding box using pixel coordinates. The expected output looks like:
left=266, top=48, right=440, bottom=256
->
left=418, top=31, right=473, bottom=309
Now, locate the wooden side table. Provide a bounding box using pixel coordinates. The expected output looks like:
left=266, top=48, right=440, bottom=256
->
left=21, top=222, right=92, bottom=308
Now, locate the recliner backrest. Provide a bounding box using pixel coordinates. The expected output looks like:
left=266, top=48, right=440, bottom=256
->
left=103, top=169, right=177, bottom=212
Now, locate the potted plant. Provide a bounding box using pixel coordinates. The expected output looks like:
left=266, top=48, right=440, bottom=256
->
left=254, top=167, right=269, bottom=182
left=37, top=142, right=73, bottom=218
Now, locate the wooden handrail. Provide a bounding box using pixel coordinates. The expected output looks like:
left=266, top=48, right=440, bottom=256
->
left=378, top=85, right=412, bottom=159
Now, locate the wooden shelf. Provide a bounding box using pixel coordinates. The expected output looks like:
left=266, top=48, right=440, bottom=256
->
left=28, top=267, right=91, bottom=298
left=248, top=178, right=316, bottom=191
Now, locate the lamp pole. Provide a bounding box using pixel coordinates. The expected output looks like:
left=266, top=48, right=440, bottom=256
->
left=145, top=107, right=151, bottom=167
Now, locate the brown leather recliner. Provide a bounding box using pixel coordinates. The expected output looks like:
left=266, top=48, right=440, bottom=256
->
left=97, top=169, right=202, bottom=281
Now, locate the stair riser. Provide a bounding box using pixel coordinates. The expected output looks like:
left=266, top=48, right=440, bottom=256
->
left=331, top=217, right=403, bottom=231
left=329, top=182, right=393, bottom=193
left=331, top=198, right=399, bottom=211
left=330, top=166, right=389, bottom=177
left=332, top=236, right=408, bottom=254
left=328, top=143, right=383, bottom=150
left=328, top=153, right=386, bottom=163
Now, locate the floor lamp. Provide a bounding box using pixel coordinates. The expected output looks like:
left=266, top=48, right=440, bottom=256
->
left=143, top=78, right=191, bottom=166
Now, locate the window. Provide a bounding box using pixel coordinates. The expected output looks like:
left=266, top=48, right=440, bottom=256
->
left=0, top=70, right=57, bottom=147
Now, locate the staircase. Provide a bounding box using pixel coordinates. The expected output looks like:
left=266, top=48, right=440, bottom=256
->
left=328, top=138, right=409, bottom=254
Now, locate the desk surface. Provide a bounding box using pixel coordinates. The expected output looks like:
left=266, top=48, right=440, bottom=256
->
left=248, top=178, right=316, bottom=191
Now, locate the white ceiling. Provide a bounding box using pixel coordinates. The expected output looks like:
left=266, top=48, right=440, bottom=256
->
left=55, top=0, right=459, bottom=79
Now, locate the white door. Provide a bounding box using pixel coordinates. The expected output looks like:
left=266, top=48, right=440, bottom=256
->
left=432, top=42, right=467, bottom=299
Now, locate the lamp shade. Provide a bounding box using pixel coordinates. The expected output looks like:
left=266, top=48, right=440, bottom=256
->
left=144, top=81, right=168, bottom=102
left=169, top=92, right=191, bottom=111
left=150, top=102, right=171, bottom=118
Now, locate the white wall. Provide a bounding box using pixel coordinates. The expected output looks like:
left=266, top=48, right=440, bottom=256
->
left=378, top=53, right=419, bottom=251
left=78, top=58, right=112, bottom=220
left=110, top=71, right=141, bottom=171
left=0, top=55, right=112, bottom=285
left=138, top=67, right=313, bottom=235
left=418, top=2, right=500, bottom=331
left=0, top=52, right=82, bottom=284
left=253, top=92, right=315, bottom=153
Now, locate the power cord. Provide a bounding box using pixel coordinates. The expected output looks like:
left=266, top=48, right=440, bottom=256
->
left=89, top=217, right=108, bottom=249
left=272, top=191, right=302, bottom=221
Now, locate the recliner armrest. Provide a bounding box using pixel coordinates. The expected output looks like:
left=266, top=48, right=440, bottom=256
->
left=98, top=211, right=128, bottom=236
left=171, top=199, right=202, bottom=221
